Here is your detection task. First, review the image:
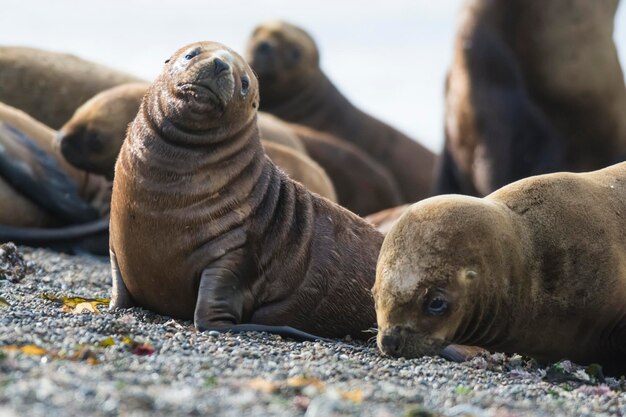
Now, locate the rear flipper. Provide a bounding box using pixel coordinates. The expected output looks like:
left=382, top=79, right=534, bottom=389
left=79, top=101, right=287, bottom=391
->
left=0, top=217, right=109, bottom=255
left=0, top=122, right=99, bottom=223
left=194, top=263, right=329, bottom=342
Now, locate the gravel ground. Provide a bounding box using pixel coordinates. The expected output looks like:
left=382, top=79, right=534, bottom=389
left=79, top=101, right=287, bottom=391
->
left=0, top=244, right=624, bottom=417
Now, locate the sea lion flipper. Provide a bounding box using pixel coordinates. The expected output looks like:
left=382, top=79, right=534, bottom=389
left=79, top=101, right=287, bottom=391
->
left=194, top=265, right=248, bottom=329
left=0, top=122, right=99, bottom=223
left=205, top=324, right=332, bottom=343
left=440, top=344, right=486, bottom=363
left=110, top=249, right=135, bottom=309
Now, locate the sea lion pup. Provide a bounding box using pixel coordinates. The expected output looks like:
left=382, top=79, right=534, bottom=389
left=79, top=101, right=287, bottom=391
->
left=438, top=0, right=626, bottom=196
left=374, top=164, right=626, bottom=375
left=263, top=141, right=337, bottom=202
left=290, top=124, right=404, bottom=216
left=0, top=46, right=142, bottom=129
left=246, top=21, right=436, bottom=204
left=109, top=41, right=383, bottom=339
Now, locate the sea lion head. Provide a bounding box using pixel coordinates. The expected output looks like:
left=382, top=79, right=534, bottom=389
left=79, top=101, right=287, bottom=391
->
left=373, top=195, right=516, bottom=358
left=57, top=83, right=148, bottom=179
left=148, top=41, right=259, bottom=143
left=246, top=21, right=320, bottom=104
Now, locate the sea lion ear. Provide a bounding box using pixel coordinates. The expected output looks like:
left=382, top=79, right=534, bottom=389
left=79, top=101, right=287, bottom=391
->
left=465, top=270, right=478, bottom=280
left=164, top=57, right=171, bottom=64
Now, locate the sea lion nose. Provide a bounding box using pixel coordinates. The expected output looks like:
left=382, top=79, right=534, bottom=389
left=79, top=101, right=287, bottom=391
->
left=380, top=328, right=404, bottom=356
left=256, top=41, right=273, bottom=55
left=212, top=58, right=229, bottom=76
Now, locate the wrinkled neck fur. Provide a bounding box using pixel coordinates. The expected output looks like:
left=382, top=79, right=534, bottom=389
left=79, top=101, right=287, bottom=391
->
left=121, top=102, right=266, bottom=211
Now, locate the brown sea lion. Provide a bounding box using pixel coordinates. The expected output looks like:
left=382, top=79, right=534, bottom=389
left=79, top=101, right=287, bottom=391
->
left=263, top=141, right=336, bottom=202
left=0, top=46, right=142, bottom=129
left=246, top=21, right=436, bottom=204
left=374, top=163, right=626, bottom=376
left=58, top=84, right=307, bottom=177
left=290, top=124, right=403, bottom=216
left=364, top=204, right=410, bottom=237
left=109, top=41, right=383, bottom=339
left=438, top=0, right=625, bottom=196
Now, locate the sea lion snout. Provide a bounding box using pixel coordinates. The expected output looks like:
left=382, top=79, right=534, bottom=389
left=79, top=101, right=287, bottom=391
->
left=378, top=326, right=405, bottom=356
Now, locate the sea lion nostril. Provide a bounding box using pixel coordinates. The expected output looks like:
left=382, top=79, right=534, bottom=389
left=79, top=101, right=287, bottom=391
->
left=213, top=58, right=229, bottom=76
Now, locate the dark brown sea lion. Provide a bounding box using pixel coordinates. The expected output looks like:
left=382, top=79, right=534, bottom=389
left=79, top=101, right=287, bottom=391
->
left=0, top=46, right=142, bottom=129
left=109, top=41, right=383, bottom=339
left=246, top=21, right=436, bottom=204
left=374, top=163, right=626, bottom=376
left=290, top=124, right=403, bottom=216
left=438, top=0, right=625, bottom=196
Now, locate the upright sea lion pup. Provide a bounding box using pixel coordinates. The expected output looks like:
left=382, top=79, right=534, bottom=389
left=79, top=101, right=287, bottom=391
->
left=246, top=21, right=436, bottom=203
left=374, top=164, right=626, bottom=375
left=109, top=42, right=383, bottom=339
left=0, top=46, right=142, bottom=129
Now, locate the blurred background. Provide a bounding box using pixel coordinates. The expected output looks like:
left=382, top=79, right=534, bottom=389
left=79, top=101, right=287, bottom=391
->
left=1, top=0, right=625, bottom=152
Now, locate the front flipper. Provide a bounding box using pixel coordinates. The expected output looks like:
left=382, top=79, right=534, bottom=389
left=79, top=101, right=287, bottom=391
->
left=194, top=264, right=251, bottom=329
left=440, top=344, right=486, bottom=363
left=109, top=249, right=135, bottom=309
left=194, top=260, right=330, bottom=342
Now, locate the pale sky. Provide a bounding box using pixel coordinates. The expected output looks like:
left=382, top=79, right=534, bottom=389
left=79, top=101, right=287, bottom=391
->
left=1, top=1, right=625, bottom=152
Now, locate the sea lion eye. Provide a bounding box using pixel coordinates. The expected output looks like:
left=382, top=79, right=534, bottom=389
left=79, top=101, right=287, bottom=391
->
left=425, top=296, right=449, bottom=316
left=184, top=49, right=200, bottom=60
left=241, top=76, right=250, bottom=96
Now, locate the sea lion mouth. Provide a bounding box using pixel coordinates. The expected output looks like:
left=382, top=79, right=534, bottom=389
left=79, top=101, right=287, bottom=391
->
left=377, top=325, right=446, bottom=358
left=177, top=83, right=225, bottom=112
